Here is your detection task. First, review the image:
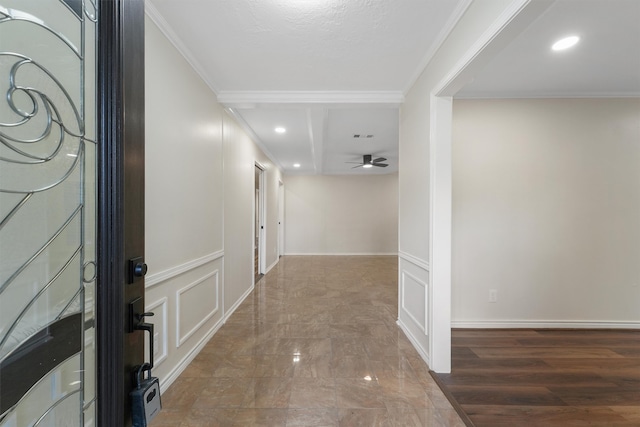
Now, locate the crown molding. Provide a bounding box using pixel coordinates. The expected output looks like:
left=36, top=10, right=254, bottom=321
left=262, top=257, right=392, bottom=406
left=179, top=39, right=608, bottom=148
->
left=217, top=91, right=405, bottom=107
left=144, top=0, right=220, bottom=94
left=455, top=91, right=640, bottom=99
left=224, top=109, right=284, bottom=173
left=403, top=0, right=473, bottom=95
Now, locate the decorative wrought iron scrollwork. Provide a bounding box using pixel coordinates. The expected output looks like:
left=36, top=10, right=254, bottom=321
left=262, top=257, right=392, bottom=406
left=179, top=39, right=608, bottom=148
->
left=0, top=0, right=97, bottom=423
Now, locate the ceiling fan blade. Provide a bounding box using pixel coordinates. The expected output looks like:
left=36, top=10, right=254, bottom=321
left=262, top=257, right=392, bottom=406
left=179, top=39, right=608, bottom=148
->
left=373, top=163, right=388, bottom=167
left=351, top=164, right=363, bottom=169
left=345, top=161, right=363, bottom=164
left=373, top=157, right=387, bottom=163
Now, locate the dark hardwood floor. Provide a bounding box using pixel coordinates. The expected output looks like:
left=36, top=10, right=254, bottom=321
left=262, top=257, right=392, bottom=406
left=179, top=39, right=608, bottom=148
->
left=432, top=329, right=640, bottom=426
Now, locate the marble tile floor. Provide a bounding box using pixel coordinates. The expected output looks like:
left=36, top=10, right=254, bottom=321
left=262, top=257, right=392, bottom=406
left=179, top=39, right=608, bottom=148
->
left=150, top=256, right=464, bottom=426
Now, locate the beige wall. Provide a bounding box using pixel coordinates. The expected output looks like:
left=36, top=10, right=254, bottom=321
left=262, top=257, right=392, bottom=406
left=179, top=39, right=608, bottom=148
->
left=398, top=0, right=515, bottom=367
left=144, top=15, right=282, bottom=389
left=452, top=98, right=640, bottom=326
left=399, top=0, right=514, bottom=263
left=145, top=23, right=224, bottom=270
left=284, top=174, right=398, bottom=255
left=223, top=112, right=282, bottom=312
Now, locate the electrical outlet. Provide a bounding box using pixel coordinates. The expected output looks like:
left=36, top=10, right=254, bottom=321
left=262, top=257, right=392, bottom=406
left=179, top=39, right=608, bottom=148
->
left=489, top=289, right=498, bottom=303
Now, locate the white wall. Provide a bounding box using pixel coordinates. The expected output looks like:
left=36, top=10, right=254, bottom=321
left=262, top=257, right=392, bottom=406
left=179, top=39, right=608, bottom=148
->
left=284, top=174, right=398, bottom=255
left=398, top=0, right=515, bottom=370
left=144, top=14, right=282, bottom=390
left=452, top=98, right=640, bottom=327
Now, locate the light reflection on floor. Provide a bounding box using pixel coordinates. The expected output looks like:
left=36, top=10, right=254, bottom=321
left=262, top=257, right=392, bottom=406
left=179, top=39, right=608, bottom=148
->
left=151, top=255, right=464, bottom=426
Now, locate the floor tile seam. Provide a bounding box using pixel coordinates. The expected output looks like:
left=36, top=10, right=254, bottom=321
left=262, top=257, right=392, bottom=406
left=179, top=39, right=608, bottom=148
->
left=329, top=338, right=340, bottom=410
left=286, top=365, right=298, bottom=407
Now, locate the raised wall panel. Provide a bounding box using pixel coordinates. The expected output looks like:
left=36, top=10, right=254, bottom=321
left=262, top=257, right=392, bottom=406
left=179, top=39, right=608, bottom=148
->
left=401, top=271, right=427, bottom=332
left=176, top=270, right=220, bottom=347
left=397, top=255, right=431, bottom=366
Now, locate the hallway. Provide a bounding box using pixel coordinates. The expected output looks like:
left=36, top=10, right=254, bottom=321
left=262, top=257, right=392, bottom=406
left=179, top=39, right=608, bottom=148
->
left=150, top=256, right=464, bottom=426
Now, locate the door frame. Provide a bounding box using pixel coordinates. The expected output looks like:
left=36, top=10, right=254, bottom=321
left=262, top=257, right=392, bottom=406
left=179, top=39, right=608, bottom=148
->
left=428, top=0, right=551, bottom=372
left=277, top=180, right=284, bottom=257
left=254, top=163, right=266, bottom=279
left=97, top=0, right=146, bottom=425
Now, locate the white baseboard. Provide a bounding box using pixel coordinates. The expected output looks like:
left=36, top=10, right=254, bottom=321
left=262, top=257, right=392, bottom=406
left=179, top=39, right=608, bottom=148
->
left=159, top=275, right=257, bottom=393
left=397, top=319, right=431, bottom=367
left=159, top=317, right=224, bottom=392
left=224, top=284, right=254, bottom=322
left=266, top=257, right=279, bottom=274
left=284, top=252, right=398, bottom=256
left=451, top=320, right=640, bottom=329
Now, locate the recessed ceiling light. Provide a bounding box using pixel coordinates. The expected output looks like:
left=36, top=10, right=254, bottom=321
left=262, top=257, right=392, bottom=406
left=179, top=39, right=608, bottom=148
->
left=551, top=36, right=580, bottom=51
left=275, top=127, right=286, bottom=133
left=293, top=163, right=300, bottom=168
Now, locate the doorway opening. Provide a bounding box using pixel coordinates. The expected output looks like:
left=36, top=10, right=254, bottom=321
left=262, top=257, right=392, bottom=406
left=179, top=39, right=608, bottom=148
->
left=428, top=1, right=554, bottom=372
left=277, top=180, right=284, bottom=258
left=254, top=164, right=265, bottom=283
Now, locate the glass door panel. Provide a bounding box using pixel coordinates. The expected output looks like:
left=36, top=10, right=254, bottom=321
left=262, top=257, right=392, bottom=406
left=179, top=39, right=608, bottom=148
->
left=0, top=0, right=97, bottom=425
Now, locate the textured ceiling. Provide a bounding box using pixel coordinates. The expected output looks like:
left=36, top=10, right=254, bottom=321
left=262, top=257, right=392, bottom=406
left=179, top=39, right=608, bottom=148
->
left=146, top=0, right=468, bottom=175
left=147, top=0, right=640, bottom=175
left=457, top=0, right=640, bottom=98
left=147, top=0, right=464, bottom=93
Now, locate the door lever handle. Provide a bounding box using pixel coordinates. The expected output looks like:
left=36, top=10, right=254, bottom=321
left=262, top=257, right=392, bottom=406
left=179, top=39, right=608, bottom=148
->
left=136, top=312, right=154, bottom=321
left=135, top=320, right=155, bottom=369
left=128, top=297, right=155, bottom=367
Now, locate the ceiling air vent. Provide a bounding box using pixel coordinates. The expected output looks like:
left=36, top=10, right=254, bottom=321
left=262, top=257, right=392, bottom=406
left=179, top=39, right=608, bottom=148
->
left=353, top=134, right=374, bottom=139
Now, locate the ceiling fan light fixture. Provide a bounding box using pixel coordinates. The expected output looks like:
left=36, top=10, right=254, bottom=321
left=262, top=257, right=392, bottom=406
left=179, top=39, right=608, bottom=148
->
left=551, top=35, right=580, bottom=51
left=347, top=154, right=389, bottom=169
left=293, top=163, right=300, bottom=168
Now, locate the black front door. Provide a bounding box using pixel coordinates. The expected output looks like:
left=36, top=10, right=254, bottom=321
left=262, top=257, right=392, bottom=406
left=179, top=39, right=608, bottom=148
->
left=98, top=0, right=146, bottom=426
left=1, top=0, right=146, bottom=425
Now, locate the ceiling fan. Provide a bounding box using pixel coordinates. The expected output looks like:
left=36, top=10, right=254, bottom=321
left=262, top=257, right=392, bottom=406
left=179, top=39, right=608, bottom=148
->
left=347, top=154, right=389, bottom=169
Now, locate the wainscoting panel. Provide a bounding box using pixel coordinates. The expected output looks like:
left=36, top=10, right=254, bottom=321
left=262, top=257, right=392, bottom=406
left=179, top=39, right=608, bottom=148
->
left=401, top=271, right=427, bottom=333
left=176, top=270, right=220, bottom=347
left=398, top=253, right=431, bottom=366
left=145, top=254, right=224, bottom=392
